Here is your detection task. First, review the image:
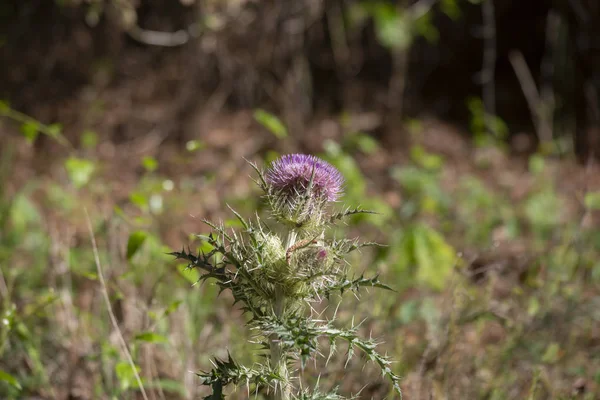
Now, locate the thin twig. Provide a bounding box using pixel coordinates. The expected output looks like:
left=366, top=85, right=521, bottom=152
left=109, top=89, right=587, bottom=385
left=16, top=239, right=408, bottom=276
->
left=410, top=0, right=439, bottom=20
left=0, top=265, right=8, bottom=302
left=509, top=51, right=542, bottom=136
left=0, top=106, right=72, bottom=148
left=127, top=24, right=200, bottom=47
left=84, top=209, right=149, bottom=400
left=481, top=0, right=497, bottom=136
left=509, top=49, right=555, bottom=145
left=539, top=11, right=560, bottom=143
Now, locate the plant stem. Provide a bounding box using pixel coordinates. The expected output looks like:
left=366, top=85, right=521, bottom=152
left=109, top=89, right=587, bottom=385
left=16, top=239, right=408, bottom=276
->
left=271, top=287, right=290, bottom=400
left=0, top=105, right=72, bottom=148
left=271, top=229, right=297, bottom=400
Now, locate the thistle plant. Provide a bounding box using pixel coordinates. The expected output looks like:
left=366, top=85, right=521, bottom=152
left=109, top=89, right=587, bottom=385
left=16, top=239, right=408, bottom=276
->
left=172, top=154, right=401, bottom=399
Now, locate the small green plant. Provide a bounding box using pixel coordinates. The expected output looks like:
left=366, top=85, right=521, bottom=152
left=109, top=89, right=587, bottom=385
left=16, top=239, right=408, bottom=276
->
left=467, top=97, right=508, bottom=146
left=0, top=100, right=70, bottom=147
left=388, top=150, right=456, bottom=291
left=172, top=154, right=401, bottom=399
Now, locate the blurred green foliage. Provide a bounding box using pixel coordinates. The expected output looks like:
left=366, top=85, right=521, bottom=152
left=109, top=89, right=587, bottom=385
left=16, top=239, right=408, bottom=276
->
left=1, top=107, right=599, bottom=398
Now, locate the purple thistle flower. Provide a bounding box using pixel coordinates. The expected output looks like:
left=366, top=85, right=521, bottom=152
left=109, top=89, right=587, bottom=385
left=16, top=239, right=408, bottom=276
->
left=265, top=154, right=344, bottom=202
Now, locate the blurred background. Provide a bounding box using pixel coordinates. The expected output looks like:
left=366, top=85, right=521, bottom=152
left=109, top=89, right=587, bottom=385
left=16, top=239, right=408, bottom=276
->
left=0, top=0, right=599, bottom=399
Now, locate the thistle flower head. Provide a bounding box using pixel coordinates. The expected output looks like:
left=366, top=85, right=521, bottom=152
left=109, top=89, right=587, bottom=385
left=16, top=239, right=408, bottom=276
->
left=263, top=154, right=343, bottom=230
left=265, top=154, right=343, bottom=203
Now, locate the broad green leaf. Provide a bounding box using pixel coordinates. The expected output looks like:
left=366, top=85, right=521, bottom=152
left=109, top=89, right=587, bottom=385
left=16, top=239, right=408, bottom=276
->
left=253, top=109, right=288, bottom=138
left=134, top=332, right=169, bottom=344
left=178, top=263, right=200, bottom=284
left=0, top=370, right=21, bottom=390
left=65, top=157, right=95, bottom=188
left=126, top=231, right=148, bottom=260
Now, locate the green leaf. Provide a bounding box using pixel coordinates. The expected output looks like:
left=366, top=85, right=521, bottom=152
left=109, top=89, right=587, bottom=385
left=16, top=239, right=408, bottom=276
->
left=527, top=297, right=540, bottom=316
left=253, top=109, right=288, bottom=138
left=441, top=0, right=461, bottom=19
left=373, top=4, right=411, bottom=50
left=413, top=225, right=455, bottom=290
left=178, top=263, right=200, bottom=284
left=186, top=140, right=205, bottom=152
left=0, top=370, right=21, bottom=390
left=20, top=121, right=39, bottom=143
left=414, top=12, right=439, bottom=43
left=134, top=332, right=169, bottom=344
left=65, top=157, right=95, bottom=188
left=115, top=361, right=140, bottom=391
left=47, top=123, right=63, bottom=139
left=584, top=191, right=600, bottom=210
left=524, top=189, right=562, bottom=235
left=410, top=145, right=444, bottom=170
left=541, top=342, right=561, bottom=364
left=164, top=300, right=183, bottom=316
left=142, top=156, right=158, bottom=172
left=129, top=192, right=148, bottom=211
left=127, top=231, right=148, bottom=260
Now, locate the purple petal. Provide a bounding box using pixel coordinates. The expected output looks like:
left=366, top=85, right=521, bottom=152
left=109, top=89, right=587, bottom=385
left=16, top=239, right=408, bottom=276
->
left=265, top=154, right=344, bottom=202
